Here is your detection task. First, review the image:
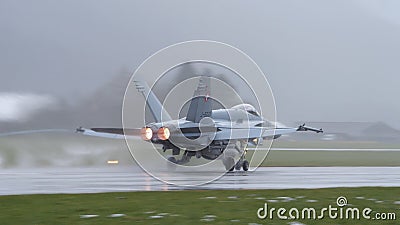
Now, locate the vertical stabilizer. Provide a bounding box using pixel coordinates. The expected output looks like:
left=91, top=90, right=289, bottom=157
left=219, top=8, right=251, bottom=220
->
left=186, top=76, right=212, bottom=123
left=134, top=80, right=172, bottom=123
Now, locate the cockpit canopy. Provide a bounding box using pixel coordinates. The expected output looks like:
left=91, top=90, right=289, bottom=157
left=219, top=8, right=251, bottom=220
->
left=231, top=103, right=260, bottom=117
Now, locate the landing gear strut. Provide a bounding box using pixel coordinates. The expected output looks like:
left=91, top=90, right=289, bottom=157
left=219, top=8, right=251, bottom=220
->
left=231, top=141, right=249, bottom=171
left=222, top=157, right=235, bottom=171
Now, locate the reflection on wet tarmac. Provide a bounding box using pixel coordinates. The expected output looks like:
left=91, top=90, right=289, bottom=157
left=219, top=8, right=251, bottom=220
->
left=1, top=166, right=399, bottom=195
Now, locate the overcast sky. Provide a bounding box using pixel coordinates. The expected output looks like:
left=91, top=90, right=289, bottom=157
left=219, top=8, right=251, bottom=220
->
left=1, top=0, right=400, bottom=128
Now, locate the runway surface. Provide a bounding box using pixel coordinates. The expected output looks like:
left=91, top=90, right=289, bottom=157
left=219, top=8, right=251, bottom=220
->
left=1, top=166, right=399, bottom=195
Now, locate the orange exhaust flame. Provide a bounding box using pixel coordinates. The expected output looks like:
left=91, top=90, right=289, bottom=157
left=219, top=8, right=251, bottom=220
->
left=140, top=127, right=153, bottom=140
left=157, top=127, right=170, bottom=140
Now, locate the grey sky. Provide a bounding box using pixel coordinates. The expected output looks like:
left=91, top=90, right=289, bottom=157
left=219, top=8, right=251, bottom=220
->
left=1, top=1, right=399, bottom=128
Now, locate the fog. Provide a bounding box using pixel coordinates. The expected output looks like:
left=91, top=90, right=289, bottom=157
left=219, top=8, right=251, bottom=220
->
left=1, top=0, right=400, bottom=130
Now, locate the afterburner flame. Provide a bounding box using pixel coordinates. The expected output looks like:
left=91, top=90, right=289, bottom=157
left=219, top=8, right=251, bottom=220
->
left=157, top=127, right=170, bottom=140
left=140, top=127, right=153, bottom=140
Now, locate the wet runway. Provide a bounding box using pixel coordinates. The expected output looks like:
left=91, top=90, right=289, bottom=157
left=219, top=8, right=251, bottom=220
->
left=1, top=166, right=399, bottom=195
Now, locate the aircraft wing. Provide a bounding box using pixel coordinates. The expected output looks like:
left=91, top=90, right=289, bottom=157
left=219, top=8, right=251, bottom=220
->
left=75, top=127, right=141, bottom=140
left=77, top=123, right=322, bottom=141
left=214, top=127, right=297, bottom=140
left=214, top=124, right=322, bottom=141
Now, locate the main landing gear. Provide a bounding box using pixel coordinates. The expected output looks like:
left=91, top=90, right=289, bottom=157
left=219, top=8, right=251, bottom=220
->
left=228, top=141, right=249, bottom=172
left=166, top=141, right=250, bottom=172
left=222, top=157, right=249, bottom=172
left=234, top=158, right=249, bottom=171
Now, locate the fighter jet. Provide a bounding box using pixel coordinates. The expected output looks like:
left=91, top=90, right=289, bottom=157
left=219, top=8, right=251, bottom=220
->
left=77, top=76, right=322, bottom=171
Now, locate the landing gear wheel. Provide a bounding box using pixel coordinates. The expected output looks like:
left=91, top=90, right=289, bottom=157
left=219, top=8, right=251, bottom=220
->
left=223, top=157, right=235, bottom=172
left=242, top=160, right=249, bottom=171
left=235, top=160, right=243, bottom=171
left=168, top=156, right=177, bottom=163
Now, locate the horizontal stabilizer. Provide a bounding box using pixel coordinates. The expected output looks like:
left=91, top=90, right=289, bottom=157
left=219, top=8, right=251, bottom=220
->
left=75, top=127, right=140, bottom=139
